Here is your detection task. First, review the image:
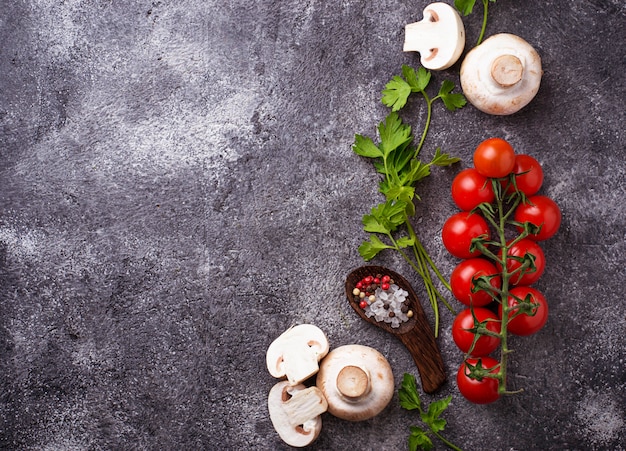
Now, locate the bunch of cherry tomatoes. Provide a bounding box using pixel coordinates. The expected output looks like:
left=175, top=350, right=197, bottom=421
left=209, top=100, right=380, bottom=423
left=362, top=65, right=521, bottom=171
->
left=441, top=137, right=561, bottom=404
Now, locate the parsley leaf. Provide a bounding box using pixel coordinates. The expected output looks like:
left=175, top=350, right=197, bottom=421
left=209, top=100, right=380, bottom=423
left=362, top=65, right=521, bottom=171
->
left=399, top=373, right=422, bottom=411
left=353, top=65, right=465, bottom=338
left=421, top=396, right=451, bottom=433
left=396, top=236, right=415, bottom=249
left=399, top=373, right=463, bottom=451
left=379, top=112, right=412, bottom=156
left=454, top=0, right=477, bottom=16
left=438, top=80, right=467, bottom=111
left=358, top=235, right=392, bottom=261
left=362, top=200, right=407, bottom=234
left=404, top=65, right=431, bottom=92
left=382, top=76, right=412, bottom=112
left=352, top=134, right=383, bottom=158
left=382, top=65, right=431, bottom=111
left=431, top=148, right=462, bottom=167
left=409, top=427, right=434, bottom=451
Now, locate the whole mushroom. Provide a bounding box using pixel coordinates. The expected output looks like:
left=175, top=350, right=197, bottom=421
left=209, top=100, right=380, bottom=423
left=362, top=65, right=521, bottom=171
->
left=460, top=33, right=542, bottom=115
left=266, top=324, right=330, bottom=386
left=267, top=381, right=328, bottom=448
left=316, top=344, right=394, bottom=422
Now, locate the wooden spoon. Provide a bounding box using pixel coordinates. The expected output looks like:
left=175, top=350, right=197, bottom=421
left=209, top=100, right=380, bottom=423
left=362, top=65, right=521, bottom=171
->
left=345, top=265, right=446, bottom=393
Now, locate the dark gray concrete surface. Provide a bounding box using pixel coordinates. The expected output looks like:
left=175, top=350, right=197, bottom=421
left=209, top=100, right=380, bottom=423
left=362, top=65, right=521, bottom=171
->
left=1, top=1, right=624, bottom=450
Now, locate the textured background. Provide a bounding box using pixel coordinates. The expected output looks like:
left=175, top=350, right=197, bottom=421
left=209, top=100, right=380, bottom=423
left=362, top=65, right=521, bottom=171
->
left=1, top=1, right=625, bottom=450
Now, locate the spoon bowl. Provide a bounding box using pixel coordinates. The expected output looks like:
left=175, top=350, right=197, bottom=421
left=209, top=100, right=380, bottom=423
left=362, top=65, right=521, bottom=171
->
left=345, top=265, right=446, bottom=393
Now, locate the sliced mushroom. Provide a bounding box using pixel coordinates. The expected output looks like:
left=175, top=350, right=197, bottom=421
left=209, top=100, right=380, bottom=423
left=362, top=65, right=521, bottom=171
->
left=403, top=2, right=465, bottom=70
left=266, top=324, right=330, bottom=385
left=460, top=33, right=543, bottom=115
left=316, top=344, right=394, bottom=421
left=268, top=381, right=328, bottom=448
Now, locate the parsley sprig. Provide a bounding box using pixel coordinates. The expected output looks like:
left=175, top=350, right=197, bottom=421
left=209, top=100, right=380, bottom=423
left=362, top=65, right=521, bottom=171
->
left=454, top=0, right=498, bottom=46
left=352, top=65, right=465, bottom=336
left=399, top=373, right=463, bottom=451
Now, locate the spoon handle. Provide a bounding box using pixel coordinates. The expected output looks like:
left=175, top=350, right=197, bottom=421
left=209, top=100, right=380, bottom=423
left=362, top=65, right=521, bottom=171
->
left=398, top=318, right=446, bottom=393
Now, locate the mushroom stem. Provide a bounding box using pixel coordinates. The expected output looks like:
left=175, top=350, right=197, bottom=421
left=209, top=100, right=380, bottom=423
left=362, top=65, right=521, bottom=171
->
left=336, top=365, right=371, bottom=399
left=280, top=385, right=328, bottom=427
left=490, top=55, right=523, bottom=88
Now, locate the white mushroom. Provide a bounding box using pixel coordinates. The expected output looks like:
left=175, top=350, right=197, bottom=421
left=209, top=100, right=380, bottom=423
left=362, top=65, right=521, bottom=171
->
left=316, top=344, right=394, bottom=421
left=266, top=324, right=330, bottom=386
left=267, top=381, right=328, bottom=448
left=460, top=33, right=543, bottom=115
left=403, top=2, right=465, bottom=70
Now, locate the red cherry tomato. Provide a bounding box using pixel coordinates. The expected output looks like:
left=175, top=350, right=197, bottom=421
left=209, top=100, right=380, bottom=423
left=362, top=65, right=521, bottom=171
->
left=500, top=286, right=549, bottom=336
left=456, top=357, right=501, bottom=404
left=442, top=212, right=491, bottom=259
left=505, top=154, right=544, bottom=196
left=450, top=258, right=501, bottom=307
left=451, top=168, right=496, bottom=211
left=497, top=239, right=546, bottom=286
left=514, top=195, right=562, bottom=241
left=452, top=308, right=501, bottom=357
left=473, top=138, right=516, bottom=178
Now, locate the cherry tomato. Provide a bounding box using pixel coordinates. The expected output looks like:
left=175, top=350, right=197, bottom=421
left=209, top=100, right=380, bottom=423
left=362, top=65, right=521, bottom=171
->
left=514, top=195, right=562, bottom=241
left=497, top=239, right=546, bottom=285
left=456, top=357, right=501, bottom=404
left=442, top=212, right=491, bottom=259
left=500, top=286, right=548, bottom=336
left=505, top=154, right=544, bottom=196
left=452, top=308, right=501, bottom=357
left=450, top=258, right=501, bottom=307
left=473, top=138, right=516, bottom=178
left=451, top=168, right=496, bottom=211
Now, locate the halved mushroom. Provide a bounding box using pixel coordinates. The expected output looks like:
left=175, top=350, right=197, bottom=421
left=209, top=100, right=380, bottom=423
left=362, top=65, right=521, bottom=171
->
left=266, top=324, right=330, bottom=385
left=403, top=2, right=466, bottom=70
left=316, top=344, right=394, bottom=421
left=460, top=33, right=543, bottom=115
left=268, top=381, right=328, bottom=448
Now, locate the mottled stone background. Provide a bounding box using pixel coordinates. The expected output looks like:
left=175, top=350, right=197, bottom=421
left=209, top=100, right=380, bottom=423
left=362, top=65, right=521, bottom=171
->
left=1, top=1, right=624, bottom=450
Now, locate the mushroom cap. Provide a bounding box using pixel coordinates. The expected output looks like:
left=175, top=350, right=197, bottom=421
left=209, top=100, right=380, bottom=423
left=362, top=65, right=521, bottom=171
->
left=404, top=2, right=465, bottom=70
left=267, top=381, right=328, bottom=448
left=460, top=33, right=542, bottom=115
left=266, top=324, right=330, bottom=385
left=316, top=344, right=394, bottom=421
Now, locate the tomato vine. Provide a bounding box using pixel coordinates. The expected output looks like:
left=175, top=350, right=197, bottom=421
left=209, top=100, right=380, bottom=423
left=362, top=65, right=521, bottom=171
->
left=446, top=139, right=561, bottom=402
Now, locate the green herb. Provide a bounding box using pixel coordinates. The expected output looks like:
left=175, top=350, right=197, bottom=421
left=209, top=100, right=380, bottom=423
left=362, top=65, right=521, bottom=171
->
left=454, top=0, right=498, bottom=46
left=399, top=373, right=463, bottom=451
left=353, top=65, right=465, bottom=336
